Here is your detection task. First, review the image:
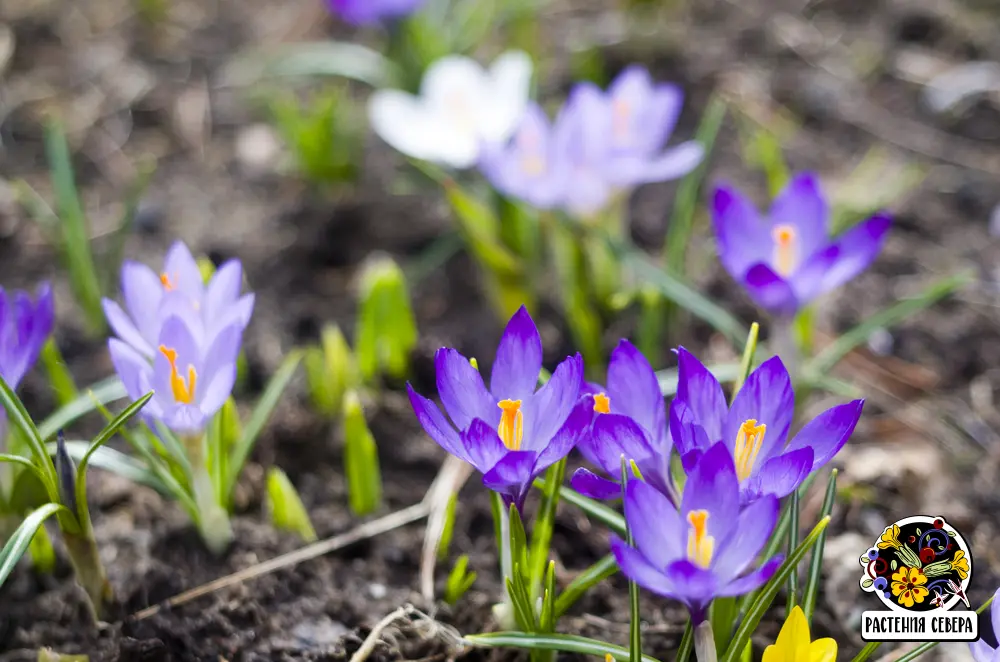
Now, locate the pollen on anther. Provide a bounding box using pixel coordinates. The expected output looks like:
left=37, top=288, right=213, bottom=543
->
left=593, top=393, right=611, bottom=414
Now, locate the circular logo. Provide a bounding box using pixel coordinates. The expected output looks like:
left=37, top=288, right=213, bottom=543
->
left=859, top=515, right=972, bottom=612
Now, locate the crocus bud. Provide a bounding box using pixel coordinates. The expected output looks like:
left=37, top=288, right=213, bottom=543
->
left=341, top=390, right=382, bottom=516
left=55, top=431, right=78, bottom=517
left=354, top=255, right=417, bottom=383
left=304, top=324, right=356, bottom=419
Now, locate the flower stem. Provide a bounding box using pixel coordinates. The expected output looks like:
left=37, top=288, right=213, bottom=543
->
left=495, top=502, right=516, bottom=629
left=62, top=527, right=112, bottom=622
left=694, top=620, right=718, bottom=662
left=770, top=317, right=802, bottom=385
left=185, top=433, right=233, bottom=555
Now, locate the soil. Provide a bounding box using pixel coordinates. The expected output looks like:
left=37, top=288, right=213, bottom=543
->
left=2, top=0, right=1000, bottom=660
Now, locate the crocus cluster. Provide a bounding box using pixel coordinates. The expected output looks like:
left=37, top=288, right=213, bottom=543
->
left=480, top=65, right=704, bottom=218
left=410, top=306, right=865, bottom=624
left=712, top=172, right=891, bottom=317
left=105, top=242, right=254, bottom=436
left=327, top=0, right=426, bottom=26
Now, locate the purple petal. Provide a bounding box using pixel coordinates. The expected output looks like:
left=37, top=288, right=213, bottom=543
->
left=204, top=260, right=247, bottom=333
left=712, top=495, right=780, bottom=581
left=674, top=346, right=727, bottom=442
left=585, top=413, right=656, bottom=476
left=742, top=447, right=813, bottom=502
left=784, top=399, right=864, bottom=471
left=490, top=306, right=543, bottom=401
left=569, top=468, right=622, bottom=500
left=662, top=560, right=719, bottom=610
left=625, top=479, right=685, bottom=567
left=968, top=639, right=995, bottom=662
left=162, top=241, right=205, bottom=300
left=103, top=299, right=154, bottom=357
left=522, top=353, right=583, bottom=451
left=435, top=348, right=496, bottom=430
left=406, top=385, right=464, bottom=460
left=121, top=261, right=165, bottom=344
left=669, top=400, right=712, bottom=458
left=817, top=213, right=892, bottom=295
left=990, top=588, right=1000, bottom=655
left=164, top=406, right=207, bottom=435
left=679, top=442, right=740, bottom=542
left=724, top=355, right=794, bottom=464
left=787, top=243, right=842, bottom=304
left=481, top=449, right=538, bottom=502
left=460, top=418, right=509, bottom=474
left=534, top=396, right=591, bottom=469
left=611, top=141, right=704, bottom=187
left=610, top=536, right=677, bottom=596
left=109, top=339, right=154, bottom=403
left=198, top=364, right=237, bottom=417
left=715, top=556, right=784, bottom=598
left=607, top=339, right=668, bottom=450
left=563, top=166, right=613, bottom=218
left=153, top=317, right=203, bottom=404
left=767, top=172, right=829, bottom=262
left=711, top=185, right=771, bottom=279
left=202, top=323, right=243, bottom=380
left=680, top=449, right=702, bottom=473
left=742, top=264, right=799, bottom=316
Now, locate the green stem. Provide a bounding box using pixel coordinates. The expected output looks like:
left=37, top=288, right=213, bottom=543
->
left=62, top=527, right=112, bottom=622
left=185, top=433, right=233, bottom=555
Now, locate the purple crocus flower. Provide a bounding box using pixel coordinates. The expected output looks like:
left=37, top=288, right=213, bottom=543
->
left=0, top=283, right=54, bottom=390
left=670, top=347, right=864, bottom=504
left=407, top=306, right=586, bottom=509
left=102, top=241, right=254, bottom=359
left=610, top=442, right=783, bottom=624
left=110, top=315, right=242, bottom=435
left=480, top=66, right=703, bottom=218
left=570, top=339, right=674, bottom=501
left=970, top=587, right=1000, bottom=662
left=712, top=173, right=891, bottom=317
left=328, top=0, right=425, bottom=25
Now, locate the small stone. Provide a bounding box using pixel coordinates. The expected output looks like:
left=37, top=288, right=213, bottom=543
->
left=368, top=583, right=387, bottom=599
left=866, top=327, right=894, bottom=356
left=236, top=124, right=283, bottom=176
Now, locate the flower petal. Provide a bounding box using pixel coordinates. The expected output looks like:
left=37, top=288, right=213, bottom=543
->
left=482, top=50, right=533, bottom=144
left=490, top=305, right=543, bottom=401
left=162, top=241, right=205, bottom=300
left=807, top=639, right=838, bottom=662
left=674, top=346, right=727, bottom=442
left=109, top=339, right=153, bottom=402
left=121, top=261, right=165, bottom=345
left=715, top=555, right=783, bottom=598
left=406, top=384, right=464, bottom=460
left=435, top=347, right=496, bottom=430
left=607, top=339, right=668, bottom=450
left=198, top=364, right=237, bottom=418
left=767, top=172, right=829, bottom=261
left=584, top=413, right=656, bottom=476
left=669, top=400, right=712, bottom=458
left=712, top=495, right=780, bottom=581
left=521, top=353, right=583, bottom=452
left=569, top=468, right=622, bottom=500
left=610, top=535, right=677, bottom=597
left=783, top=399, right=864, bottom=471
left=742, top=447, right=813, bottom=502
left=679, top=442, right=740, bottom=542
left=481, top=449, right=538, bottom=503
left=817, top=213, right=891, bottom=295
left=742, top=263, right=799, bottom=317
left=624, top=478, right=685, bottom=568
left=661, top=559, right=719, bottom=620
left=763, top=605, right=812, bottom=662
left=534, top=396, right=591, bottom=469
left=103, top=299, right=154, bottom=357
left=460, top=417, right=509, bottom=474
left=724, top=355, right=794, bottom=464
left=612, top=141, right=704, bottom=186
left=711, top=184, right=771, bottom=278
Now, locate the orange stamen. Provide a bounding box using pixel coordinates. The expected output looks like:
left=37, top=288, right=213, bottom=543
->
left=593, top=392, right=611, bottom=414
left=158, top=344, right=197, bottom=404
left=686, top=510, right=715, bottom=568
left=771, top=224, right=798, bottom=276
left=160, top=272, right=176, bottom=291
left=497, top=399, right=524, bottom=450
left=733, top=419, right=767, bottom=482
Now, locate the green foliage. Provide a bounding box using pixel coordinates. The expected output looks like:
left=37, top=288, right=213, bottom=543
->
left=355, top=256, right=418, bottom=383
left=444, top=554, right=478, bottom=605
left=342, top=391, right=383, bottom=516
left=266, top=466, right=317, bottom=542
left=304, top=324, right=358, bottom=420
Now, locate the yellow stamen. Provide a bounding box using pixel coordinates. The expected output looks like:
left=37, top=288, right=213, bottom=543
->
left=497, top=399, right=524, bottom=451
left=771, top=224, right=798, bottom=276
left=613, top=99, right=631, bottom=139
left=520, top=154, right=546, bottom=176
left=686, top=510, right=715, bottom=569
left=158, top=344, right=197, bottom=404
left=160, top=272, right=176, bottom=291
left=733, top=419, right=767, bottom=482
left=593, top=392, right=611, bottom=414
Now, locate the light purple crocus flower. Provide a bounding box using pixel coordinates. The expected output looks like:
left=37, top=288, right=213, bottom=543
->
left=407, top=306, right=586, bottom=509
left=102, top=241, right=254, bottom=359
left=0, top=283, right=54, bottom=390
left=110, top=315, right=242, bottom=435
left=610, top=442, right=783, bottom=624
left=570, top=339, right=674, bottom=501
left=712, top=172, right=891, bottom=317
left=327, top=0, right=425, bottom=25
left=670, top=347, right=864, bottom=504
left=970, top=587, right=1000, bottom=661
left=480, top=66, right=704, bottom=218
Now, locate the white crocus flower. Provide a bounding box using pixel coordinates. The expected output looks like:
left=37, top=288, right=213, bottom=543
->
left=368, top=50, right=533, bottom=169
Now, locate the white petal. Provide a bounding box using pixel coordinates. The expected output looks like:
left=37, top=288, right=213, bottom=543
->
left=478, top=50, right=534, bottom=143
left=368, top=90, right=441, bottom=161
left=420, top=55, right=490, bottom=105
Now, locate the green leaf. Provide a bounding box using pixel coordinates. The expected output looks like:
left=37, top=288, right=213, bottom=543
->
left=342, top=391, right=382, bottom=516
left=529, top=458, right=565, bottom=604
left=74, top=393, right=153, bottom=528
left=675, top=621, right=694, bottom=662
left=355, top=257, right=418, bottom=383
left=0, top=503, right=66, bottom=588
left=550, top=483, right=625, bottom=536
left=710, top=597, right=738, bottom=654
left=731, top=323, right=760, bottom=404
left=721, top=516, right=831, bottom=662
left=37, top=377, right=127, bottom=442
left=621, top=457, right=641, bottom=662
left=28, top=517, right=57, bottom=574
left=226, top=41, right=396, bottom=88
left=439, top=178, right=523, bottom=276
left=444, top=554, right=477, bottom=606
left=207, top=397, right=240, bottom=506
left=803, top=469, right=838, bottom=624
left=39, top=339, right=78, bottom=407
left=464, top=632, right=663, bottom=662
left=42, top=121, right=106, bottom=335
left=0, top=373, right=56, bottom=499
left=508, top=503, right=529, bottom=583
left=224, top=350, right=302, bottom=501
left=539, top=560, right=556, bottom=633
left=52, top=441, right=169, bottom=495
left=506, top=562, right=538, bottom=632
left=787, top=488, right=800, bottom=611
left=554, top=554, right=618, bottom=619
left=265, top=466, right=317, bottom=542
left=803, top=271, right=972, bottom=379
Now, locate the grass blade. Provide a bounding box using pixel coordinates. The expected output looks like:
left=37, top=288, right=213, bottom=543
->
left=731, top=322, right=760, bottom=401
left=224, top=350, right=302, bottom=500
left=40, top=339, right=78, bottom=407
left=621, top=458, right=641, bottom=662
left=802, top=469, right=838, bottom=624
left=803, top=271, right=971, bottom=378
left=0, top=503, right=66, bottom=588
left=721, top=516, right=831, bottom=662
left=37, top=377, right=127, bottom=441
left=464, top=632, right=662, bottom=662
left=554, top=554, right=618, bottom=618
left=786, top=489, right=800, bottom=612
left=675, top=621, right=694, bottom=662
left=53, top=441, right=169, bottom=494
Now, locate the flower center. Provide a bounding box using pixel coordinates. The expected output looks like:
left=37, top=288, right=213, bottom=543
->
left=612, top=98, right=632, bottom=141
left=497, top=399, right=524, bottom=451
left=686, top=509, right=715, bottom=569
left=160, top=272, right=176, bottom=291
left=593, top=392, right=611, bottom=414
left=734, top=419, right=767, bottom=482
left=771, top=224, right=798, bottom=277
left=159, top=345, right=197, bottom=404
